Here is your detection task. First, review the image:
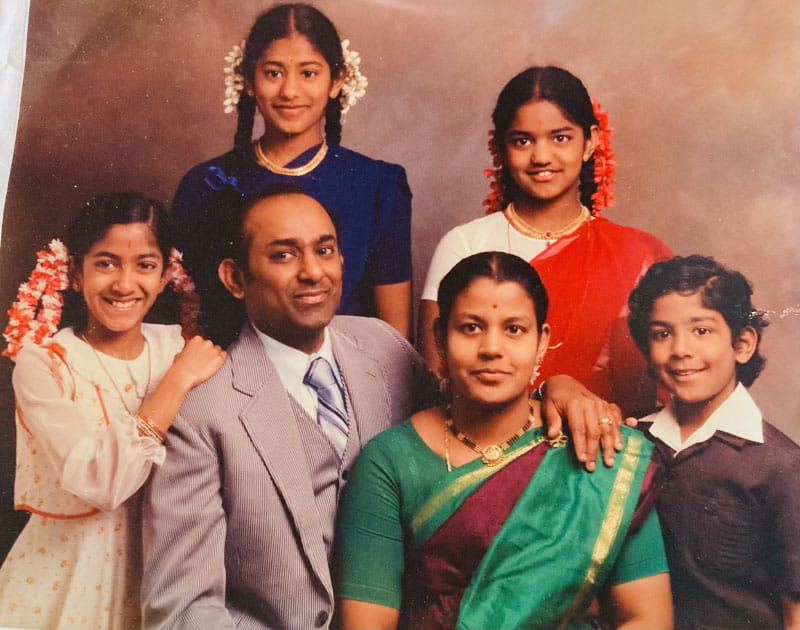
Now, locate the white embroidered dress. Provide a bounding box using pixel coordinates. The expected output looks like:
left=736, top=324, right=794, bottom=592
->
left=0, top=324, right=183, bottom=629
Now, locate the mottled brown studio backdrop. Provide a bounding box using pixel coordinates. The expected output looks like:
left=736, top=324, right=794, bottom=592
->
left=1, top=0, right=799, bottom=553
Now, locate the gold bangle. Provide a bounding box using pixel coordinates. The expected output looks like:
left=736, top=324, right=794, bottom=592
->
left=136, top=420, right=163, bottom=443
left=135, top=412, right=165, bottom=443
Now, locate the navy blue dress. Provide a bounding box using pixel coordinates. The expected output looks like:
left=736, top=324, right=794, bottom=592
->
left=172, top=143, right=412, bottom=322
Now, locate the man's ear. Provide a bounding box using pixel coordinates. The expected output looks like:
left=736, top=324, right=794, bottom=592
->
left=218, top=259, right=246, bottom=300
left=734, top=326, right=758, bottom=365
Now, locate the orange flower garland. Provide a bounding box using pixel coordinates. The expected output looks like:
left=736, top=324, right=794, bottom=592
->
left=3, top=239, right=70, bottom=359
left=482, top=130, right=504, bottom=215
left=590, top=97, right=616, bottom=212
left=3, top=243, right=202, bottom=359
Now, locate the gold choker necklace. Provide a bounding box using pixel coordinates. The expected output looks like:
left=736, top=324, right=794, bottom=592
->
left=252, top=139, right=328, bottom=176
left=504, top=202, right=590, bottom=241
left=443, top=403, right=536, bottom=470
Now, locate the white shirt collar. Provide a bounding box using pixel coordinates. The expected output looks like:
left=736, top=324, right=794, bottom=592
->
left=252, top=323, right=342, bottom=419
left=648, top=382, right=763, bottom=453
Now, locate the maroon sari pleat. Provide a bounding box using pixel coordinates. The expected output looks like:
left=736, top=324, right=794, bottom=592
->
left=399, top=442, right=550, bottom=630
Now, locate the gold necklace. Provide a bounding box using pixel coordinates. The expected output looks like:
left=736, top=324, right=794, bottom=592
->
left=444, top=402, right=536, bottom=468
left=80, top=334, right=151, bottom=415
left=252, top=138, right=328, bottom=176
left=504, top=202, right=590, bottom=241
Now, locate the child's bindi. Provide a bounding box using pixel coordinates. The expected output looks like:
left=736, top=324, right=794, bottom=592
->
left=127, top=241, right=132, bottom=248
left=492, top=304, right=498, bottom=309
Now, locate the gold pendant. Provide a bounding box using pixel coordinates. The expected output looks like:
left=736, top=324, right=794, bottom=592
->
left=481, top=445, right=504, bottom=466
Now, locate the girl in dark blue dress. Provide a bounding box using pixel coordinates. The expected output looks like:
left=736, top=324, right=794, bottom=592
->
left=172, top=3, right=411, bottom=346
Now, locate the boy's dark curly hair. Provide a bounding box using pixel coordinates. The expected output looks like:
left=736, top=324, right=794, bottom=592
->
left=628, top=255, right=767, bottom=386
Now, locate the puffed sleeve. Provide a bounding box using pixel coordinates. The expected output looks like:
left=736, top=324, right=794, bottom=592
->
left=420, top=224, right=472, bottom=301
left=364, top=164, right=413, bottom=286
left=12, top=343, right=167, bottom=512
left=171, top=162, right=216, bottom=242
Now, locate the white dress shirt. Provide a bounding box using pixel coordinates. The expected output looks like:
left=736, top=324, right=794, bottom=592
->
left=647, top=382, right=763, bottom=454
left=254, top=324, right=344, bottom=421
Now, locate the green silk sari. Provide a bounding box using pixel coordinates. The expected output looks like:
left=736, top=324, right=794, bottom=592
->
left=401, top=427, right=655, bottom=629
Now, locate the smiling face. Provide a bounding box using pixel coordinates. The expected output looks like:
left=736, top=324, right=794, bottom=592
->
left=219, top=193, right=342, bottom=354
left=73, top=222, right=166, bottom=344
left=442, top=278, right=549, bottom=410
left=248, top=33, right=344, bottom=146
left=503, top=99, right=597, bottom=206
left=647, top=290, right=756, bottom=425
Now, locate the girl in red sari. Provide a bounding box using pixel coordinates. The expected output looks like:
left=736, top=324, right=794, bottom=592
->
left=337, top=252, right=672, bottom=629
left=419, top=67, right=672, bottom=418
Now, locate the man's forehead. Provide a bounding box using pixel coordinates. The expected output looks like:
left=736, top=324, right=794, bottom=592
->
left=267, top=233, right=337, bottom=247
left=244, top=193, right=336, bottom=238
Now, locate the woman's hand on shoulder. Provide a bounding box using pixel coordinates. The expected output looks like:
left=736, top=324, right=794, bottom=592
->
left=540, top=374, right=636, bottom=471
left=168, top=336, right=227, bottom=390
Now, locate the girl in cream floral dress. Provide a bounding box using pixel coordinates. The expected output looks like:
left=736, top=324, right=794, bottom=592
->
left=0, top=193, right=225, bottom=629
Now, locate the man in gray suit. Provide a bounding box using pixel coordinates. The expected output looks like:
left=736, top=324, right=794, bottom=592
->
left=141, top=185, right=439, bottom=629
left=141, top=184, right=625, bottom=629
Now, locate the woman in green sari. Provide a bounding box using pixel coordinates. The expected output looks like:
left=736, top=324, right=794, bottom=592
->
left=335, top=251, right=673, bottom=629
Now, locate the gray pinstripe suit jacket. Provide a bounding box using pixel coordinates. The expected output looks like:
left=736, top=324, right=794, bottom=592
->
left=141, top=317, right=438, bottom=630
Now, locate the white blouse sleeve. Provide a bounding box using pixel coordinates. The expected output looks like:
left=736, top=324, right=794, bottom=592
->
left=12, top=343, right=167, bottom=512
left=420, top=225, right=473, bottom=302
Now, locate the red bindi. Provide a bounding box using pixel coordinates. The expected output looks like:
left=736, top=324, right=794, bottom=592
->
left=127, top=241, right=132, bottom=248
left=492, top=304, right=498, bottom=309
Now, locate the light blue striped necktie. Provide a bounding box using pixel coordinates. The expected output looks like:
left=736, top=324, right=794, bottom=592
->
left=303, top=357, right=349, bottom=456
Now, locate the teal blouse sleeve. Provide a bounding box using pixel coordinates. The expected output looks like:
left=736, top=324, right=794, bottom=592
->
left=334, top=430, right=406, bottom=609
left=609, top=508, right=669, bottom=585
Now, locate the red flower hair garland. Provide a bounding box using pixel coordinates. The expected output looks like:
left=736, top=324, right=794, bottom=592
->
left=165, top=248, right=201, bottom=339
left=482, top=130, right=504, bottom=215
left=3, top=239, right=70, bottom=359
left=482, top=98, right=617, bottom=216
left=589, top=97, right=616, bottom=212
left=3, top=243, right=202, bottom=359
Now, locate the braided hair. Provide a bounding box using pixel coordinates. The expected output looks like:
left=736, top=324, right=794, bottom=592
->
left=492, top=67, right=599, bottom=213
left=230, top=3, right=345, bottom=175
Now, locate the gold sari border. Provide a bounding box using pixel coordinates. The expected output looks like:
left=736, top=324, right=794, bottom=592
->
left=557, top=432, right=644, bottom=629
left=410, top=438, right=545, bottom=535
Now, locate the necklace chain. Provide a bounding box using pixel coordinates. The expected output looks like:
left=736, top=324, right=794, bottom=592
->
left=504, top=202, right=590, bottom=241
left=444, top=402, right=536, bottom=468
left=80, top=334, right=151, bottom=415
left=252, top=138, right=328, bottom=176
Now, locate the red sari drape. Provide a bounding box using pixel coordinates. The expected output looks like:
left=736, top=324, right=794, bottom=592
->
left=530, top=217, right=672, bottom=417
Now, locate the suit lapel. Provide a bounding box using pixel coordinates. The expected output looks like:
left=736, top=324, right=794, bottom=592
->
left=330, top=324, right=390, bottom=464
left=230, top=324, right=333, bottom=594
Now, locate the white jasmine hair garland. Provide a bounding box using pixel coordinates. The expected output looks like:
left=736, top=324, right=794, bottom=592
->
left=338, top=39, right=367, bottom=116
left=223, top=41, right=246, bottom=114
left=222, top=39, right=367, bottom=117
